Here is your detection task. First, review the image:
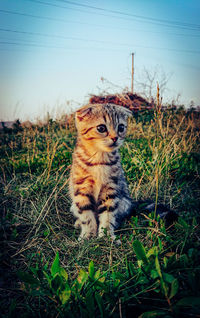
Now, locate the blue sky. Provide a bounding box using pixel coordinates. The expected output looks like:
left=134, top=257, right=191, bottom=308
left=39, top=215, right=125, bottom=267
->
left=0, top=0, right=200, bottom=121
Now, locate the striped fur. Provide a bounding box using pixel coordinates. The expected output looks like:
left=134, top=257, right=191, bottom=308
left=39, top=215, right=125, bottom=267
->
left=69, top=103, right=135, bottom=240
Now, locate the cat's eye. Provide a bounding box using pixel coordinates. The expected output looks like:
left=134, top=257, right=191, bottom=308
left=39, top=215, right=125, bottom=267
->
left=118, top=124, right=125, bottom=133
left=97, top=124, right=107, bottom=133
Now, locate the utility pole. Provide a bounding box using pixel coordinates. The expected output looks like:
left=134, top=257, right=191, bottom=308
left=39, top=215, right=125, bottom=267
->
left=131, top=52, right=134, bottom=94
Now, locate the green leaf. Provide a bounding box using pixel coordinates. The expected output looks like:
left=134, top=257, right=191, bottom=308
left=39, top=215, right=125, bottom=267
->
left=163, top=257, right=168, bottom=268
left=127, top=261, right=135, bottom=276
left=51, top=252, right=60, bottom=277
left=133, top=240, right=148, bottom=264
left=147, top=247, right=157, bottom=258
left=150, top=270, right=159, bottom=279
left=95, top=292, right=104, bottom=318
left=177, top=217, right=188, bottom=229
left=176, top=297, right=200, bottom=307
left=192, top=217, right=197, bottom=226
left=163, top=273, right=175, bottom=284
left=169, top=279, right=179, bottom=299
left=51, top=274, right=62, bottom=293
left=17, top=271, right=39, bottom=286
left=30, top=267, right=38, bottom=276
left=113, top=279, right=120, bottom=288
left=157, top=237, right=163, bottom=251
left=43, top=261, right=49, bottom=271
left=85, top=290, right=95, bottom=317
left=94, top=269, right=101, bottom=280
left=60, top=268, right=68, bottom=281
left=98, top=276, right=105, bottom=283
left=155, top=256, right=162, bottom=278
left=43, top=270, right=51, bottom=285
left=179, top=254, right=189, bottom=267
left=59, top=285, right=71, bottom=305
left=114, top=271, right=125, bottom=281
left=160, top=278, right=169, bottom=297
left=88, top=260, right=95, bottom=278
left=76, top=269, right=88, bottom=290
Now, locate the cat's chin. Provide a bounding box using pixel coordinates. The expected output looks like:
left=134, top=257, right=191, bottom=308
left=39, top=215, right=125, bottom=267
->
left=100, top=145, right=119, bottom=152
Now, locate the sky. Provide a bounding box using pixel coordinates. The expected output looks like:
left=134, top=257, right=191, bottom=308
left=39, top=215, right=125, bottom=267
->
left=0, top=0, right=200, bottom=121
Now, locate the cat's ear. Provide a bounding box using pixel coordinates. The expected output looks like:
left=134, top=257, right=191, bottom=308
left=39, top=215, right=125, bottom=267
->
left=76, top=107, right=92, bottom=121
left=120, top=107, right=132, bottom=117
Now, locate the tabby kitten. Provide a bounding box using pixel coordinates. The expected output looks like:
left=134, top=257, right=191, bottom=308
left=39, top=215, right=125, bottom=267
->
left=69, top=103, right=136, bottom=241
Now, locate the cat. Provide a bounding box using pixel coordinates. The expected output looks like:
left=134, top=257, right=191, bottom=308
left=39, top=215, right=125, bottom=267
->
left=69, top=103, right=137, bottom=241
left=69, top=103, right=178, bottom=241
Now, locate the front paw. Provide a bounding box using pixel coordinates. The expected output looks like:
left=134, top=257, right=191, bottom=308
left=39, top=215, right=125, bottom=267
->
left=78, top=233, right=91, bottom=242
left=74, top=219, right=81, bottom=228
left=98, top=227, right=107, bottom=238
left=78, top=236, right=85, bottom=243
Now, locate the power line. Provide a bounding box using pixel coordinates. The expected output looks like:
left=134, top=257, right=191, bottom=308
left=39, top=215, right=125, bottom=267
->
left=27, top=0, right=148, bottom=25
left=27, top=0, right=200, bottom=31
left=0, top=27, right=121, bottom=46
left=0, top=9, right=73, bottom=24
left=0, top=40, right=131, bottom=53
left=0, top=40, right=86, bottom=50
left=55, top=0, right=200, bottom=30
left=1, top=9, right=200, bottom=39
left=1, top=27, right=148, bottom=48
left=0, top=38, right=200, bottom=55
left=4, top=27, right=196, bottom=50
left=1, top=44, right=199, bottom=73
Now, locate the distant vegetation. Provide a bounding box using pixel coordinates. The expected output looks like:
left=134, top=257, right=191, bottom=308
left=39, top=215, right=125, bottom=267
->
left=0, top=105, right=200, bottom=317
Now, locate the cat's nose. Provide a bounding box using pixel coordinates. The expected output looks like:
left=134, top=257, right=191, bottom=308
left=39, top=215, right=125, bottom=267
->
left=111, top=136, right=118, bottom=143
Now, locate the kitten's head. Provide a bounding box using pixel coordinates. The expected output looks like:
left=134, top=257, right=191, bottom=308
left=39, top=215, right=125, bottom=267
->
left=75, top=104, right=132, bottom=152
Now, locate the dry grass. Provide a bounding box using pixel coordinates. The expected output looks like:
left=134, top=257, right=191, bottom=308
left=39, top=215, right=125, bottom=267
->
left=0, top=104, right=200, bottom=317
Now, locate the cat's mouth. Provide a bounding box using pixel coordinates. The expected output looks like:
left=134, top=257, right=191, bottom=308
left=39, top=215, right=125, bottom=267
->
left=109, top=141, right=119, bottom=148
left=101, top=141, right=121, bottom=152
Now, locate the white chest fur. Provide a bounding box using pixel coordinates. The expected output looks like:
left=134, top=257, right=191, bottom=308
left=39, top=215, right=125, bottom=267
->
left=90, top=165, right=110, bottom=200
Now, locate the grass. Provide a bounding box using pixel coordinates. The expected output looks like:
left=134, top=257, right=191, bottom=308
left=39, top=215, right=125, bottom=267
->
left=0, top=107, right=200, bottom=317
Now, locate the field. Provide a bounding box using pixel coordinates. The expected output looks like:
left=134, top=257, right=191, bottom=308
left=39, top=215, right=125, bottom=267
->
left=0, top=107, right=200, bottom=317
